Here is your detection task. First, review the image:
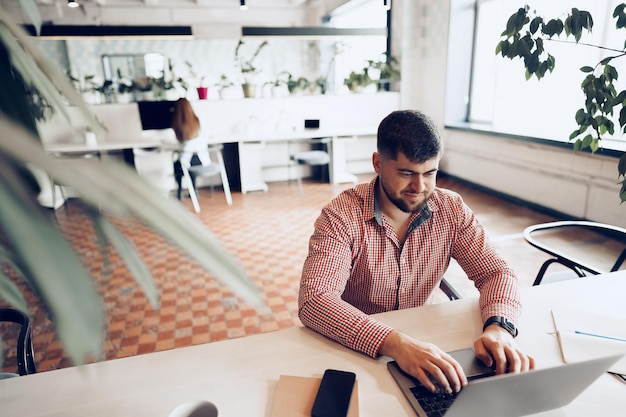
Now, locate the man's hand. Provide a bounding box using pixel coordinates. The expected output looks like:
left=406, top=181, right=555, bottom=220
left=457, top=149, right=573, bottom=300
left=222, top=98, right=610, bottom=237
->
left=379, top=330, right=468, bottom=394
left=474, top=325, right=535, bottom=374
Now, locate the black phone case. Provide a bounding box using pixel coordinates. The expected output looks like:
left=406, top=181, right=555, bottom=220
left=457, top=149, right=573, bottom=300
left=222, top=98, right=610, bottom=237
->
left=311, top=369, right=356, bottom=417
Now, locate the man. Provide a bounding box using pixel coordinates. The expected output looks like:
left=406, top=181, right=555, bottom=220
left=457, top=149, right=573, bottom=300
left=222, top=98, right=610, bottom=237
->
left=298, top=110, right=534, bottom=395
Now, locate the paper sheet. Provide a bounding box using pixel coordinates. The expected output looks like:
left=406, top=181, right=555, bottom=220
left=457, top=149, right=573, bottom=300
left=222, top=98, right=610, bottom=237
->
left=270, top=375, right=359, bottom=417
left=552, top=308, right=626, bottom=374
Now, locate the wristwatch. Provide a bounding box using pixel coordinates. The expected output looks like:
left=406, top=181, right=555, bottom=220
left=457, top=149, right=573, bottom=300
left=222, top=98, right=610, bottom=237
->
left=483, top=316, right=518, bottom=338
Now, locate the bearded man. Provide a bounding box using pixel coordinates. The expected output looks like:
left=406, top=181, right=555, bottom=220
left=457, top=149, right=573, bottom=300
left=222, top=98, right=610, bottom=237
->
left=298, top=110, right=534, bottom=395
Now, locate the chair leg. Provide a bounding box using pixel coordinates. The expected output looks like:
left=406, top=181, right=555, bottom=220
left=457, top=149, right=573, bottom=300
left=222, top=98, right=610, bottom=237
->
left=533, top=258, right=587, bottom=285
left=296, top=164, right=303, bottom=194
left=181, top=165, right=201, bottom=213
left=215, top=150, right=232, bottom=205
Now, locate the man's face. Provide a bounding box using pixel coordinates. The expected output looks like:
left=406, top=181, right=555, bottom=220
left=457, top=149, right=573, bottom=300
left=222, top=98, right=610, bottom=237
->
left=373, top=151, right=439, bottom=213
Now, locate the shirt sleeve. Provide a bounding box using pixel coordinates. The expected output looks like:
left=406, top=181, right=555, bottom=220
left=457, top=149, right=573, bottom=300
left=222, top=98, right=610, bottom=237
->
left=448, top=195, right=522, bottom=325
left=298, top=205, right=393, bottom=358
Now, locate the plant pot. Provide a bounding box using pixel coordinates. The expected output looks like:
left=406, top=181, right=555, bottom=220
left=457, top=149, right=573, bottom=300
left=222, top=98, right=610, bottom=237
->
left=242, top=83, right=256, bottom=98
left=197, top=87, right=208, bottom=100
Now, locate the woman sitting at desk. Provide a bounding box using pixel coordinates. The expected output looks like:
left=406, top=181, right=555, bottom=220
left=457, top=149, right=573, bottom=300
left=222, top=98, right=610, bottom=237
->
left=171, top=97, right=213, bottom=199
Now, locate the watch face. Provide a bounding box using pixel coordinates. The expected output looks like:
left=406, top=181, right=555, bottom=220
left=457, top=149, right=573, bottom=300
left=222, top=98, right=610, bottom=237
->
left=502, top=318, right=517, bottom=336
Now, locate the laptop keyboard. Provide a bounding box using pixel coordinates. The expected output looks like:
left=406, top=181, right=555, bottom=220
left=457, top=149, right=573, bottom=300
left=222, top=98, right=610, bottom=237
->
left=409, top=384, right=458, bottom=417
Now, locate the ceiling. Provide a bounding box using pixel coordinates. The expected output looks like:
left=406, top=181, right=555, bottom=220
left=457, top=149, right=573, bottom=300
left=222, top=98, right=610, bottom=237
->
left=3, top=0, right=356, bottom=37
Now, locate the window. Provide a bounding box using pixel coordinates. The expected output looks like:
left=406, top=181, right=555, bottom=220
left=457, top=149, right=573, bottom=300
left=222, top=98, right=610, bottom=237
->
left=447, top=0, right=625, bottom=152
left=323, top=0, right=390, bottom=93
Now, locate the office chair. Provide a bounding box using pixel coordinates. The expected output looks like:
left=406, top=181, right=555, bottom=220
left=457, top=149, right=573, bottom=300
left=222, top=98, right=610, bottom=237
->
left=0, top=308, right=37, bottom=378
left=290, top=137, right=331, bottom=194
left=523, top=220, right=626, bottom=285
left=172, top=143, right=232, bottom=213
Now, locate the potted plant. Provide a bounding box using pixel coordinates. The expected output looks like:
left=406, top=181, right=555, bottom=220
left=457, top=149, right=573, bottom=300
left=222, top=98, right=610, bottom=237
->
left=276, top=71, right=311, bottom=95
left=313, top=76, right=327, bottom=95
left=213, top=74, right=235, bottom=99
left=367, top=56, right=401, bottom=91
left=150, top=58, right=185, bottom=100
left=343, top=67, right=374, bottom=93
left=185, top=61, right=209, bottom=100
left=234, top=40, right=268, bottom=98
left=115, top=68, right=136, bottom=103
left=0, top=3, right=260, bottom=366
left=196, top=75, right=209, bottom=100
left=67, top=72, right=104, bottom=104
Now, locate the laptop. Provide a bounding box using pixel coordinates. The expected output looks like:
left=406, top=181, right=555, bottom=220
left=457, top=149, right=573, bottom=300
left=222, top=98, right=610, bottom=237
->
left=387, top=347, right=623, bottom=417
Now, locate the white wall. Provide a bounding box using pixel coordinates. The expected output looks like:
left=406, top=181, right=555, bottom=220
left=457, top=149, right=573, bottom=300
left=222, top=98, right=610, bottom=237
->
left=190, top=92, right=398, bottom=137
left=394, top=0, right=625, bottom=227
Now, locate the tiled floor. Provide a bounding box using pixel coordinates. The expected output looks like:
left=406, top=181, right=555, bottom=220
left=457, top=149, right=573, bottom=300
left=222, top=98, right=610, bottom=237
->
left=1, top=173, right=624, bottom=374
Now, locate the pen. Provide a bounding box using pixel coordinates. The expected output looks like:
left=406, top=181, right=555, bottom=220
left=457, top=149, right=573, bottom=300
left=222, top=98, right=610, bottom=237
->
left=575, top=330, right=626, bottom=343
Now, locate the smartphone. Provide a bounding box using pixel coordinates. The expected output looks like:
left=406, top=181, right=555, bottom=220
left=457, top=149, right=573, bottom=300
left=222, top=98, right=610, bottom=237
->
left=311, top=369, right=356, bottom=417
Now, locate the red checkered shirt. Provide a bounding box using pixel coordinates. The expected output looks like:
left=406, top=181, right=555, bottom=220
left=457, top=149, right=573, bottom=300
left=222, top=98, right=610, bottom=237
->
left=298, top=177, right=521, bottom=358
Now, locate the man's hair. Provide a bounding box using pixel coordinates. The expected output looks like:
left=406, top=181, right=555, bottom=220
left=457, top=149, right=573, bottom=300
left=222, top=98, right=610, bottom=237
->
left=377, top=110, right=443, bottom=163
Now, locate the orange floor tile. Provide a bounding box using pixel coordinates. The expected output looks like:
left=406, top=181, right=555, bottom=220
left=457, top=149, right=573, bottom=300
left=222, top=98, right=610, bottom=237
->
left=1, top=173, right=624, bottom=374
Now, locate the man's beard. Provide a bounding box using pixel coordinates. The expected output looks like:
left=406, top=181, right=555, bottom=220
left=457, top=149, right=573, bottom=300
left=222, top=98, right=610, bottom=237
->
left=380, top=179, right=431, bottom=214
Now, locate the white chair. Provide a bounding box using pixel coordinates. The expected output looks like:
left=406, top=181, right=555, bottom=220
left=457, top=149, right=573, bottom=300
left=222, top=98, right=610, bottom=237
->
left=132, top=147, right=176, bottom=196
left=172, top=144, right=232, bottom=213
left=289, top=137, right=331, bottom=194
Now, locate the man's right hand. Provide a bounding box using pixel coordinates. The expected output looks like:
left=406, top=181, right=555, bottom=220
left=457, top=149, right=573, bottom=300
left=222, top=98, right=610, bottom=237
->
left=379, top=330, right=468, bottom=394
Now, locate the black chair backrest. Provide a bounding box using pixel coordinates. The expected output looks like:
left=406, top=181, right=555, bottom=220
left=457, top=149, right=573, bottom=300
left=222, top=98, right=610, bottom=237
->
left=0, top=308, right=37, bottom=375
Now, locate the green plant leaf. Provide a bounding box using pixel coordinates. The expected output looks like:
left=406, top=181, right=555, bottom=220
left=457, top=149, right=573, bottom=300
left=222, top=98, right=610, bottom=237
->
left=0, top=8, right=106, bottom=140
left=0, top=154, right=105, bottom=364
left=0, top=269, right=28, bottom=312
left=618, top=154, right=626, bottom=178
left=543, top=19, right=563, bottom=38
left=0, top=119, right=262, bottom=309
left=93, top=215, right=159, bottom=309
left=529, top=16, right=542, bottom=34
left=615, top=3, right=626, bottom=29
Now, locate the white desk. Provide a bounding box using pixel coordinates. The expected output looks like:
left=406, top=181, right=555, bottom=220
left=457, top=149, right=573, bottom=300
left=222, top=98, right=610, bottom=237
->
left=3, top=272, right=625, bottom=417
left=44, top=139, right=164, bottom=155
left=41, top=139, right=167, bottom=208
left=216, top=127, right=376, bottom=193
left=46, top=128, right=373, bottom=195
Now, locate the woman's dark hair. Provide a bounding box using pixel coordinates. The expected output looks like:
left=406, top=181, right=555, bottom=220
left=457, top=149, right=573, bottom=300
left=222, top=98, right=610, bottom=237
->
left=171, top=98, right=200, bottom=142
left=377, top=110, right=442, bottom=163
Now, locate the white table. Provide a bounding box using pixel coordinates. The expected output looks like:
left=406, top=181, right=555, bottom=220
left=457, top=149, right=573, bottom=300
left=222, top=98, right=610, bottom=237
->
left=46, top=128, right=374, bottom=195
left=42, top=139, right=167, bottom=208
left=2, top=272, right=625, bottom=417
left=217, top=127, right=375, bottom=193
left=44, top=140, right=164, bottom=155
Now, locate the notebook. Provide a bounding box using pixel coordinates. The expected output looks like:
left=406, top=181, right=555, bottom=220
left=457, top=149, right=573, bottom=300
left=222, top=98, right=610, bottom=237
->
left=270, top=374, right=359, bottom=417
left=387, top=347, right=622, bottom=417
left=552, top=308, right=626, bottom=374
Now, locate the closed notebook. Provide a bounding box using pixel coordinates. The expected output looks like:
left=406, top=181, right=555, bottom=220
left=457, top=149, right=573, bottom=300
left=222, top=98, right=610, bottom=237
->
left=552, top=308, right=626, bottom=374
left=271, top=375, right=359, bottom=417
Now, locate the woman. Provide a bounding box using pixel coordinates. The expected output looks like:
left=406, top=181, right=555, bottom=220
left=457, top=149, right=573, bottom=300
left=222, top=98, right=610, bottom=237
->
left=170, top=98, right=214, bottom=199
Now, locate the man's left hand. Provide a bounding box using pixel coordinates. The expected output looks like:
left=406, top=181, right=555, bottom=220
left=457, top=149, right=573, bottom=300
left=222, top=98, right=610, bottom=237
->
left=474, top=326, right=535, bottom=374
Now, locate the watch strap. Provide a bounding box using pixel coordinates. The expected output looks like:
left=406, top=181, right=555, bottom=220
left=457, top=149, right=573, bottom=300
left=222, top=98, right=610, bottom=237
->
left=483, top=316, right=518, bottom=338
